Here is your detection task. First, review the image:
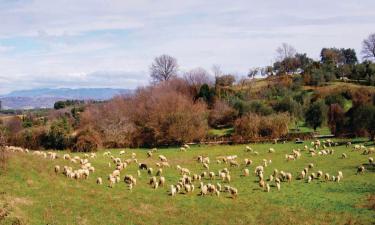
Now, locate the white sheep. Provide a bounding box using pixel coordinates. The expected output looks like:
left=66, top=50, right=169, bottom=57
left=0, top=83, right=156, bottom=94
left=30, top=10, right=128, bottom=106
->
left=243, top=168, right=250, bottom=177
left=97, top=177, right=103, bottom=185
left=159, top=176, right=166, bottom=186
left=171, top=185, right=177, bottom=196
left=54, top=165, right=60, bottom=174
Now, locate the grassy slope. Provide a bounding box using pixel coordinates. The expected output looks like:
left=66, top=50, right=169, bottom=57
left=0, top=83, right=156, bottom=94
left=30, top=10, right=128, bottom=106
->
left=0, top=140, right=374, bottom=225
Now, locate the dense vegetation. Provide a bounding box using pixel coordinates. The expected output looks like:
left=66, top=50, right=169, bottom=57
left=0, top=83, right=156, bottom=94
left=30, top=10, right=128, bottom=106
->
left=1, top=33, right=375, bottom=151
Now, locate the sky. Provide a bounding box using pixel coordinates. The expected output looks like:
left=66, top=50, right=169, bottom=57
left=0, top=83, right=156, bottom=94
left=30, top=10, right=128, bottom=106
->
left=0, top=0, right=374, bottom=94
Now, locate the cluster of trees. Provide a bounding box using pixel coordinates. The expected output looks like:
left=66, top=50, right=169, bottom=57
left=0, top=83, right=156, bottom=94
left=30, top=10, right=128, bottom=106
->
left=1, top=33, right=375, bottom=151
left=266, top=33, right=375, bottom=86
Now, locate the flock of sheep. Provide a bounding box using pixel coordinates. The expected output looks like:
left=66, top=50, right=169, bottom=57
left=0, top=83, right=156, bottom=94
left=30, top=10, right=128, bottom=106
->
left=2, top=139, right=374, bottom=199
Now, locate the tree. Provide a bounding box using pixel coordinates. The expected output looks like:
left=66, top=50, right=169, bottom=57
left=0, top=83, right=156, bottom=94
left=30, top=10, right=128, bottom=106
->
left=361, top=33, right=375, bottom=61
left=305, top=101, right=327, bottom=131
left=320, top=48, right=343, bottom=65
left=327, top=104, right=345, bottom=135
left=247, top=68, right=259, bottom=79
left=276, top=43, right=296, bottom=61
left=150, top=54, right=178, bottom=82
left=341, top=48, right=358, bottom=65
left=183, top=68, right=212, bottom=97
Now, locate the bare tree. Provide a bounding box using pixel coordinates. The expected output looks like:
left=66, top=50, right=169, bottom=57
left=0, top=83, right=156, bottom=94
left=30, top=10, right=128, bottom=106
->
left=150, top=54, right=178, bottom=82
left=361, top=33, right=375, bottom=61
left=184, top=68, right=212, bottom=86
left=247, top=67, right=260, bottom=79
left=183, top=68, right=213, bottom=97
left=211, top=64, right=222, bottom=78
left=276, top=43, right=296, bottom=61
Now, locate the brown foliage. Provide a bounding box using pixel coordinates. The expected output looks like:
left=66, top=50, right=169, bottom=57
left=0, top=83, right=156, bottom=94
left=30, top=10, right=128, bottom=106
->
left=11, top=127, right=47, bottom=150
left=208, top=100, right=237, bottom=128
left=328, top=104, right=345, bottom=135
left=233, top=113, right=290, bottom=141
left=72, top=128, right=102, bottom=152
left=79, top=79, right=209, bottom=147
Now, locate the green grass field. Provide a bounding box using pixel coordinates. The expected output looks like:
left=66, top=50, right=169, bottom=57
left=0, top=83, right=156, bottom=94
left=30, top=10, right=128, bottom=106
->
left=0, top=140, right=374, bottom=225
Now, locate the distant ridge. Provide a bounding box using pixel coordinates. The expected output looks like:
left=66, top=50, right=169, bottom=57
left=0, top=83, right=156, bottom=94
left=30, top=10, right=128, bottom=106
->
left=0, top=88, right=133, bottom=109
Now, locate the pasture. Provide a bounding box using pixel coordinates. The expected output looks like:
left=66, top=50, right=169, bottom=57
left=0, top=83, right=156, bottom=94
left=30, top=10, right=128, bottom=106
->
left=0, top=140, right=374, bottom=225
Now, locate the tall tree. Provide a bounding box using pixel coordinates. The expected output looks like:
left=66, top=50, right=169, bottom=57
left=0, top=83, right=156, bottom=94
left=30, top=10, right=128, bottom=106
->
left=150, top=54, right=178, bottom=82
left=276, top=43, right=296, bottom=61
left=361, top=33, right=375, bottom=61
left=305, top=101, right=327, bottom=131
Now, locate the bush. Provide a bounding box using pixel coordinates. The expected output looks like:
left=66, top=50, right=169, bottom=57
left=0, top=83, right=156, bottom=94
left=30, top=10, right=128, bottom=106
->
left=273, top=97, right=302, bottom=119
left=208, top=100, right=237, bottom=128
left=43, top=118, right=72, bottom=150
left=325, top=94, right=346, bottom=108
left=72, top=128, right=102, bottom=152
left=12, top=127, right=47, bottom=150
left=233, top=113, right=290, bottom=141
left=305, top=100, right=328, bottom=131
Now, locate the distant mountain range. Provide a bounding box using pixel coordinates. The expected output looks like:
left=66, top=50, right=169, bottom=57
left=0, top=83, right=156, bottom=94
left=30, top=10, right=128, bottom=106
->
left=0, top=88, right=133, bottom=109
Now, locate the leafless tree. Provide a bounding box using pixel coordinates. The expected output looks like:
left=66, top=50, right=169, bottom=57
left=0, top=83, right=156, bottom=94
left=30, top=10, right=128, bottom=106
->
left=184, top=68, right=212, bottom=86
left=247, top=67, right=260, bottom=79
left=150, top=54, right=178, bottom=82
left=361, top=33, right=375, bottom=61
left=276, top=43, right=296, bottom=61
left=211, top=64, right=222, bottom=78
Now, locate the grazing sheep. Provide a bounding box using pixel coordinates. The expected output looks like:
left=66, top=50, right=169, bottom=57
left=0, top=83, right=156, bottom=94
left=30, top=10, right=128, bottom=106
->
left=139, top=163, right=148, bottom=170
left=259, top=180, right=265, bottom=188
left=338, top=171, right=343, bottom=179
left=120, top=150, right=125, bottom=155
left=159, top=155, right=168, bottom=162
left=285, top=173, right=292, bottom=183
left=159, top=176, right=166, bottom=186
left=324, top=173, right=330, bottom=181
left=308, top=163, right=314, bottom=169
left=229, top=187, right=238, bottom=198
left=156, top=168, right=163, bottom=176
left=342, top=153, right=347, bottom=159
left=112, top=170, right=121, bottom=177
left=171, top=185, right=177, bottom=196
left=244, top=158, right=253, bottom=166
left=54, top=165, right=60, bottom=174
left=96, top=177, right=102, bottom=185
left=276, top=182, right=281, bottom=191
left=108, top=175, right=116, bottom=188
left=369, top=157, right=374, bottom=164
left=149, top=176, right=157, bottom=185
left=357, top=166, right=365, bottom=174
left=317, top=171, right=323, bottom=179
left=307, top=175, right=312, bottom=183
left=209, top=172, right=215, bottom=180
left=203, top=163, right=209, bottom=170
left=245, top=146, right=253, bottom=152
left=269, top=175, right=274, bottom=182
left=243, top=168, right=250, bottom=177
left=148, top=168, right=153, bottom=175
left=265, top=183, right=270, bottom=192
left=299, top=170, right=306, bottom=179
left=229, top=160, right=239, bottom=167
left=269, top=148, right=275, bottom=153
left=147, top=151, right=153, bottom=158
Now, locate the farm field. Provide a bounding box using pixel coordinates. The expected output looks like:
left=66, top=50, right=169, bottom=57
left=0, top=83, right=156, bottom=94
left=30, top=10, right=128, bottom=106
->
left=0, top=140, right=374, bottom=225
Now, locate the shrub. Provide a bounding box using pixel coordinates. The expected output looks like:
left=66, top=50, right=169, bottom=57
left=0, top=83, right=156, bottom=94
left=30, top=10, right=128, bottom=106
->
left=12, top=127, right=47, bottom=150
left=43, top=118, right=72, bottom=150
left=233, top=113, right=290, bottom=141
left=305, top=100, right=328, bottom=131
left=325, top=94, right=346, bottom=108
left=327, top=104, right=346, bottom=135
left=273, top=96, right=302, bottom=119
left=208, top=100, right=237, bottom=128
left=72, top=128, right=102, bottom=152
